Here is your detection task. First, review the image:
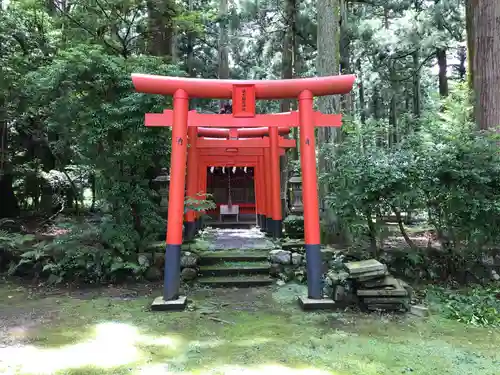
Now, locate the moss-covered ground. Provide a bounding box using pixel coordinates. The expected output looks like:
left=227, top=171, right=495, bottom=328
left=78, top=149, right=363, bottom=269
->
left=0, top=281, right=499, bottom=375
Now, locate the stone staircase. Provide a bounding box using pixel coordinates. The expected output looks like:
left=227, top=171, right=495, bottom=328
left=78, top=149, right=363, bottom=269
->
left=197, top=250, right=273, bottom=287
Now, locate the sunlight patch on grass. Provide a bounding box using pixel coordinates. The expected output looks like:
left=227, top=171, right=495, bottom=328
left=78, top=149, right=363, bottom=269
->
left=0, top=322, right=181, bottom=375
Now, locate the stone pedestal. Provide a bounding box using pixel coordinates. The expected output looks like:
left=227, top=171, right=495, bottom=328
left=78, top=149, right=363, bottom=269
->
left=151, top=296, right=187, bottom=311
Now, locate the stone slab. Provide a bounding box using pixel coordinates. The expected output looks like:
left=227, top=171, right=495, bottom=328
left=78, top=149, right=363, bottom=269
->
left=151, top=296, right=187, bottom=311
left=298, top=296, right=338, bottom=311
left=351, top=268, right=388, bottom=281
left=344, top=259, right=386, bottom=275
left=198, top=275, right=273, bottom=287
left=357, top=287, right=408, bottom=297
left=360, top=275, right=399, bottom=289
left=410, top=305, right=430, bottom=317
left=363, top=297, right=409, bottom=304
left=282, top=241, right=305, bottom=250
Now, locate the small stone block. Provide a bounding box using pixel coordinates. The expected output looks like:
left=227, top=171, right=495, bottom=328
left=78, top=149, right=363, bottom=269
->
left=344, top=259, right=385, bottom=275
left=298, top=296, right=337, bottom=311
left=151, top=296, right=187, bottom=311
left=410, top=305, right=429, bottom=317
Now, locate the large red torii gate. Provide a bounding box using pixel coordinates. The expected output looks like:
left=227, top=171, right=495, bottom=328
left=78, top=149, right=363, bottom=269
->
left=132, top=73, right=356, bottom=311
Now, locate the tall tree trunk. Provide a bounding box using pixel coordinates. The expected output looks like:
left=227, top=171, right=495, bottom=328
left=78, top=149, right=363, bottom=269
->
left=436, top=49, right=448, bottom=97
left=357, top=59, right=366, bottom=125
left=466, top=0, right=475, bottom=90
left=457, top=46, right=467, bottom=82
left=218, top=0, right=229, bottom=80
left=413, top=1, right=422, bottom=130
left=435, top=0, right=448, bottom=97
left=339, top=0, right=352, bottom=112
left=280, top=0, right=297, bottom=217
left=146, top=0, right=174, bottom=58
left=218, top=0, right=230, bottom=109
left=316, top=0, right=340, bottom=241
left=470, top=0, right=500, bottom=130
left=0, top=114, right=19, bottom=218
left=186, top=0, right=195, bottom=77
left=385, top=8, right=397, bottom=145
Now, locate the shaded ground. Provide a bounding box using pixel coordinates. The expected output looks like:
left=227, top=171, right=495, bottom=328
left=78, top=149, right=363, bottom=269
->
left=1, top=281, right=499, bottom=375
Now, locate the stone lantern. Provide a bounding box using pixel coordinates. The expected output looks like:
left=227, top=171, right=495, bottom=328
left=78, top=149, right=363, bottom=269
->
left=288, top=175, right=303, bottom=214
left=152, top=168, right=170, bottom=217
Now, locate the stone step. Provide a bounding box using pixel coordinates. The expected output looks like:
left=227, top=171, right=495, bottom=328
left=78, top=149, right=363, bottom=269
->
left=207, top=221, right=255, bottom=229
left=199, top=263, right=270, bottom=277
left=199, top=251, right=269, bottom=265
left=198, top=275, right=274, bottom=288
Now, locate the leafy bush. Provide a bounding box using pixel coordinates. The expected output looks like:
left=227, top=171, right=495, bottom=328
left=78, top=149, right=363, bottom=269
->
left=426, top=286, right=500, bottom=327
left=8, top=220, right=149, bottom=284
left=0, top=230, right=35, bottom=271
left=325, top=86, right=500, bottom=278
left=283, top=215, right=304, bottom=239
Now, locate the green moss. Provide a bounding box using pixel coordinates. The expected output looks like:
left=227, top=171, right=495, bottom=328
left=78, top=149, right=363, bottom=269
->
left=55, top=366, right=133, bottom=375
left=1, top=282, right=499, bottom=375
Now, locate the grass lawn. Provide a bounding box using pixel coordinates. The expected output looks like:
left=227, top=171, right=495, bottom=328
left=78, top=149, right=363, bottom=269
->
left=0, top=281, right=499, bottom=375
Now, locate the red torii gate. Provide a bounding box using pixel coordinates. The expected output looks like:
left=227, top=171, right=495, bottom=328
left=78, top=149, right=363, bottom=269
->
left=189, top=136, right=295, bottom=238
left=132, top=73, right=355, bottom=310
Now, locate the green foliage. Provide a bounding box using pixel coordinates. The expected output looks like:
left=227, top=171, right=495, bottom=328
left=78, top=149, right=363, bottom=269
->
left=0, top=230, right=35, bottom=254
left=426, top=286, right=500, bottom=327
left=283, top=215, right=304, bottom=239
left=8, top=221, right=149, bottom=284
left=185, top=193, right=217, bottom=213
left=326, top=86, right=500, bottom=277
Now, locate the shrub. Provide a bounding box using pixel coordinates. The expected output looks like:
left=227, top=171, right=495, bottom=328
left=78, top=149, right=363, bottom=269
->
left=283, top=215, right=304, bottom=239
left=426, top=285, right=500, bottom=327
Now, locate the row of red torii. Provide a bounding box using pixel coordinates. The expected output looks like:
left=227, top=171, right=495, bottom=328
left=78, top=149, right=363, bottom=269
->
left=132, top=73, right=356, bottom=310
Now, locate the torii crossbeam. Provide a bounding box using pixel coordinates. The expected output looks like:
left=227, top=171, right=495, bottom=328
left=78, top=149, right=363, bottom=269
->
left=132, top=73, right=356, bottom=311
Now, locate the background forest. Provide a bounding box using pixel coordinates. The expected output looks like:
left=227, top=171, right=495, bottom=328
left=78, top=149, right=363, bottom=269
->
left=0, top=0, right=499, bottom=310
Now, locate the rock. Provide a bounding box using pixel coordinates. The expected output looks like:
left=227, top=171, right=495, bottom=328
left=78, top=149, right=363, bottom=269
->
left=181, top=252, right=198, bottom=268
left=326, top=270, right=349, bottom=285
left=269, top=249, right=292, bottom=265
left=398, top=279, right=414, bottom=299
left=333, top=285, right=346, bottom=302
left=482, top=254, right=495, bottom=266
left=153, top=252, right=165, bottom=268
left=269, top=263, right=282, bottom=276
left=144, top=266, right=162, bottom=281
left=491, top=270, right=500, bottom=281
left=137, top=254, right=151, bottom=267
left=291, top=253, right=303, bottom=265
left=277, top=279, right=286, bottom=286
left=181, top=267, right=198, bottom=281
left=282, top=265, right=296, bottom=279
left=410, top=305, right=429, bottom=317
left=320, top=248, right=337, bottom=261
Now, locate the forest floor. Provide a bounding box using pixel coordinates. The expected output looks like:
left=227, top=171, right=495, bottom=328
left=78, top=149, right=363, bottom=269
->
left=0, top=281, right=499, bottom=375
